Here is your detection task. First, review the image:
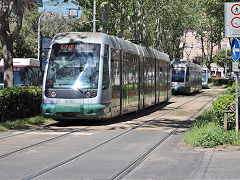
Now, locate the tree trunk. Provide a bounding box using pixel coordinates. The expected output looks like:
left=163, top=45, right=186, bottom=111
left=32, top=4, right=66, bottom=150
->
left=1, top=36, right=14, bottom=87
left=0, top=0, right=23, bottom=87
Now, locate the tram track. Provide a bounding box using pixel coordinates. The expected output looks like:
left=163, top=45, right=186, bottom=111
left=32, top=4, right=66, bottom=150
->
left=0, top=94, right=201, bottom=162
left=0, top=126, right=91, bottom=160
left=19, top=92, right=217, bottom=180
left=109, top=90, right=222, bottom=180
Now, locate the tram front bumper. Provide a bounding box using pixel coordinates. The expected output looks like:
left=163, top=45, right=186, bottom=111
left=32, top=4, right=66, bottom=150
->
left=171, top=87, right=190, bottom=95
left=41, top=103, right=107, bottom=119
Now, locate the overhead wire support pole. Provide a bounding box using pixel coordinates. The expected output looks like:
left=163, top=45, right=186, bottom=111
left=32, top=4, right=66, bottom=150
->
left=93, top=0, right=96, bottom=32
left=236, top=72, right=239, bottom=134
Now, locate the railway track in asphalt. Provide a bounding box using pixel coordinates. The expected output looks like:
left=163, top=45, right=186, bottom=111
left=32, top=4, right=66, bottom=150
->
left=109, top=90, right=221, bottom=180
left=18, top=90, right=223, bottom=180
left=0, top=93, right=203, bottom=161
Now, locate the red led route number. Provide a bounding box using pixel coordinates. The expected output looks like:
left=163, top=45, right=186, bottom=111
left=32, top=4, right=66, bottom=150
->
left=60, top=44, right=94, bottom=51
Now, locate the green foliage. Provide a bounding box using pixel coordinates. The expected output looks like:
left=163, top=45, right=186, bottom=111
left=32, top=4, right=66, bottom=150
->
left=0, top=86, right=42, bottom=122
left=184, top=122, right=225, bottom=148
left=184, top=83, right=240, bottom=148
left=12, top=8, right=40, bottom=58
left=209, top=78, right=234, bottom=86
left=184, top=121, right=240, bottom=148
left=213, top=49, right=232, bottom=68
left=0, top=116, right=53, bottom=132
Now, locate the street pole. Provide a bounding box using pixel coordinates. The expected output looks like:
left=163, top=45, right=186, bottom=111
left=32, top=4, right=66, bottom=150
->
left=236, top=73, right=239, bottom=134
left=225, top=47, right=227, bottom=78
left=93, top=0, right=96, bottom=32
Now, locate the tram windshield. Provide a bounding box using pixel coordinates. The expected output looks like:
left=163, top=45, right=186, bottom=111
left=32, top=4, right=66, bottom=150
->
left=172, top=68, right=185, bottom=82
left=46, top=43, right=100, bottom=89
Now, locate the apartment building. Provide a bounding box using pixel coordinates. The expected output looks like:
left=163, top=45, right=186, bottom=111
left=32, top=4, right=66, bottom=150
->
left=182, top=30, right=230, bottom=78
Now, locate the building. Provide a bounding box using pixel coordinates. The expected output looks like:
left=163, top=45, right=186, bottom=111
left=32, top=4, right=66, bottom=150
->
left=182, top=30, right=232, bottom=78
left=182, top=30, right=221, bottom=63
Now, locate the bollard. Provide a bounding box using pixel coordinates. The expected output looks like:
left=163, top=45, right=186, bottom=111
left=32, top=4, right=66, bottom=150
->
left=222, top=110, right=234, bottom=132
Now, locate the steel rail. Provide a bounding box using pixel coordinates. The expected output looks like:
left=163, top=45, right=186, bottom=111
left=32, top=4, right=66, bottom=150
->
left=108, top=90, right=223, bottom=180
left=20, top=94, right=205, bottom=180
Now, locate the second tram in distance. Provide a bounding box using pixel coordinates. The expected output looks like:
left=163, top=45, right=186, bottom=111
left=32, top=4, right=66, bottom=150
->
left=41, top=32, right=171, bottom=119
left=202, top=67, right=209, bottom=88
left=171, top=61, right=202, bottom=95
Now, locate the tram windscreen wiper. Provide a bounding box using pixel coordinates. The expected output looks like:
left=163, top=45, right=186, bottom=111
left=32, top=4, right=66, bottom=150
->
left=57, top=84, right=72, bottom=86
left=75, top=87, right=84, bottom=94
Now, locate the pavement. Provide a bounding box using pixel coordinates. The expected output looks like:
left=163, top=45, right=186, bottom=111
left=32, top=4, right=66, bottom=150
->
left=124, top=132, right=240, bottom=180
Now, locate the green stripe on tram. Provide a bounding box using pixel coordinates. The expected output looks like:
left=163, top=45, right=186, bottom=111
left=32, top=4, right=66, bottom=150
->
left=41, top=103, right=107, bottom=118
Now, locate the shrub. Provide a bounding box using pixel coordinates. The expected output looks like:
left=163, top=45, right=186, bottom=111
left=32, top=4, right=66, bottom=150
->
left=184, top=83, right=240, bottom=148
left=184, top=122, right=225, bottom=148
left=0, top=86, right=42, bottom=122
left=209, top=78, right=234, bottom=86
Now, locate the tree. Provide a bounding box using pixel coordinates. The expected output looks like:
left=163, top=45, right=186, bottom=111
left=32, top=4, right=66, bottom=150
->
left=0, top=1, right=24, bottom=87
left=213, top=49, right=232, bottom=68
left=13, top=8, right=40, bottom=58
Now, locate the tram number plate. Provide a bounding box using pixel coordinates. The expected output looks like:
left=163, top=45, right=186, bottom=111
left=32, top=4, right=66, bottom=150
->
left=65, top=100, right=74, bottom=103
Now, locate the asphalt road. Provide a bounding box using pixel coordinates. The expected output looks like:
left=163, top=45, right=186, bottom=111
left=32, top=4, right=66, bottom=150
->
left=1, top=86, right=239, bottom=180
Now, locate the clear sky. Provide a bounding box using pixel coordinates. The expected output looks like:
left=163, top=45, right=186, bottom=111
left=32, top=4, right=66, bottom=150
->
left=38, top=0, right=80, bottom=17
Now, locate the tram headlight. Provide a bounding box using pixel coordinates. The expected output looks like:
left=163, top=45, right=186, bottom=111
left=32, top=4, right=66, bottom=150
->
left=50, top=91, right=57, bottom=97
left=85, top=91, right=91, bottom=98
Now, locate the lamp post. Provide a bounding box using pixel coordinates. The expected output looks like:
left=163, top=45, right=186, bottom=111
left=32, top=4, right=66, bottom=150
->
left=93, top=0, right=96, bottom=32
left=38, top=5, right=75, bottom=74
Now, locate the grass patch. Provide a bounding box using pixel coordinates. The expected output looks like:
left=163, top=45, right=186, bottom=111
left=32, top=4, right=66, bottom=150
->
left=0, top=116, right=54, bottom=131
left=184, top=84, right=240, bottom=148
left=184, top=109, right=240, bottom=148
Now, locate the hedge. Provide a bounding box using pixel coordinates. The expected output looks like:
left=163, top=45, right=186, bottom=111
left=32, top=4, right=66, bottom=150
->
left=0, top=86, right=42, bottom=122
left=209, top=78, right=234, bottom=86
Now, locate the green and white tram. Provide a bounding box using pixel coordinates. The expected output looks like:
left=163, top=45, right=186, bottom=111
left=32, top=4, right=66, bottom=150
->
left=202, top=67, right=209, bottom=88
left=171, top=61, right=202, bottom=95
left=41, top=32, right=171, bottom=119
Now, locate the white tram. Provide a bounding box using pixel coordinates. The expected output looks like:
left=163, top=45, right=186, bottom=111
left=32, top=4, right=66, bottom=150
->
left=41, top=32, right=171, bottom=119
left=171, top=61, right=202, bottom=94
left=202, top=67, right=209, bottom=88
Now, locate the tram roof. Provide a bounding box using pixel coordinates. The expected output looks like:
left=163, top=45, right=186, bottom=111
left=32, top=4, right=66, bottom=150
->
left=171, top=61, right=202, bottom=69
left=52, top=32, right=169, bottom=61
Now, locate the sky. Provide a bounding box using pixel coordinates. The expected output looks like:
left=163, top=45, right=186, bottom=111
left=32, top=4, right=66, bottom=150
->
left=38, top=0, right=80, bottom=17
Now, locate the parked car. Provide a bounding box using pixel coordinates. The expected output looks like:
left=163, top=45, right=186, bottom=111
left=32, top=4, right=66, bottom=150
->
left=212, top=75, right=221, bottom=79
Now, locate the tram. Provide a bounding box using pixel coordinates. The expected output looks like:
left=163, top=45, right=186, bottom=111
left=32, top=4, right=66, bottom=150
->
left=41, top=32, right=171, bottom=119
left=202, top=67, right=209, bottom=88
left=0, top=58, right=40, bottom=87
left=171, top=61, right=202, bottom=95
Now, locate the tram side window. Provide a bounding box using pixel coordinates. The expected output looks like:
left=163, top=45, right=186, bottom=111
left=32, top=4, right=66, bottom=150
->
left=186, top=67, right=190, bottom=82
left=102, top=45, right=109, bottom=90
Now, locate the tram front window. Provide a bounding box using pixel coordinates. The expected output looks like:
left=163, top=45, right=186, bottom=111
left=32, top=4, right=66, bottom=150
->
left=172, top=68, right=185, bottom=82
left=46, top=43, right=100, bottom=89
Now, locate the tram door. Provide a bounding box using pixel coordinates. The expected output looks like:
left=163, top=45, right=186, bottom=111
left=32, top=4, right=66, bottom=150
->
left=138, top=56, right=144, bottom=111
left=111, top=49, right=121, bottom=117
left=121, top=52, right=128, bottom=114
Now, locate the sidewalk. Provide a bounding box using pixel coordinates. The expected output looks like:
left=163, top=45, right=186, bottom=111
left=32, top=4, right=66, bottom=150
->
left=125, top=132, right=240, bottom=180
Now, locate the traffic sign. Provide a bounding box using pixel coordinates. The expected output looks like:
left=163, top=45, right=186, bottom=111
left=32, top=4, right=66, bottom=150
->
left=225, top=2, right=240, bottom=37
left=232, top=61, right=240, bottom=72
left=231, top=38, right=240, bottom=61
